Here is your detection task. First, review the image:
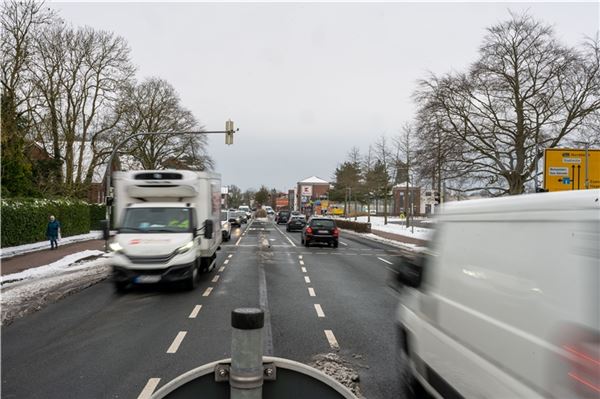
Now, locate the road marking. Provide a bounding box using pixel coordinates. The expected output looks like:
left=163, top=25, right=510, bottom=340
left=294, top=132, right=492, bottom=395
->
left=167, top=331, right=187, bottom=353
left=137, top=378, right=161, bottom=399
left=340, top=241, right=348, bottom=246
left=304, top=276, right=311, bottom=283
left=212, top=275, right=220, bottom=283
left=273, top=224, right=297, bottom=247
left=224, top=259, right=229, bottom=265
left=235, top=236, right=242, bottom=246
left=377, top=257, right=393, bottom=265
left=308, top=287, right=316, bottom=297
left=228, top=254, right=233, bottom=258
left=188, top=305, right=203, bottom=318
left=202, top=287, right=213, bottom=297
left=219, top=266, right=225, bottom=272
left=298, top=255, right=303, bottom=259
left=299, top=260, right=305, bottom=266
left=324, top=330, right=339, bottom=350
left=314, top=304, right=325, bottom=318
left=301, top=267, right=307, bottom=273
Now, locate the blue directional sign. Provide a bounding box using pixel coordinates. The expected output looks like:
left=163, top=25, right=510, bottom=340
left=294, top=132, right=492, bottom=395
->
left=562, top=177, right=571, bottom=184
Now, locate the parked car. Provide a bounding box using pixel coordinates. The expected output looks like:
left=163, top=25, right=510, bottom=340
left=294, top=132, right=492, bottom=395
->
left=301, top=217, right=339, bottom=247
left=286, top=214, right=306, bottom=232
left=220, top=210, right=231, bottom=241
left=228, top=211, right=242, bottom=227
left=276, top=210, right=291, bottom=224
left=396, top=190, right=600, bottom=399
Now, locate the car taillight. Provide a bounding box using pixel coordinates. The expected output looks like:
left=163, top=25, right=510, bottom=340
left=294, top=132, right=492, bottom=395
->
left=306, top=227, right=313, bottom=234
left=332, top=228, right=339, bottom=237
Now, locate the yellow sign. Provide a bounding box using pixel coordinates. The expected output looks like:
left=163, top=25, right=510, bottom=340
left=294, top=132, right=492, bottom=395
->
left=543, top=148, right=600, bottom=191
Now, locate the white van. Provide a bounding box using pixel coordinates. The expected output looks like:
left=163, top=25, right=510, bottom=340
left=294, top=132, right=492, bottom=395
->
left=396, top=190, right=599, bottom=398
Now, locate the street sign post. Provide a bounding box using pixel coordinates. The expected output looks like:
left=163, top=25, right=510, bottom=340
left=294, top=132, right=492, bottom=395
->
left=543, top=148, right=600, bottom=191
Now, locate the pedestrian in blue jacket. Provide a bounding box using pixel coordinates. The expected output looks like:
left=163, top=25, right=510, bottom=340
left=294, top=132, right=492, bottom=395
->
left=46, top=215, right=61, bottom=250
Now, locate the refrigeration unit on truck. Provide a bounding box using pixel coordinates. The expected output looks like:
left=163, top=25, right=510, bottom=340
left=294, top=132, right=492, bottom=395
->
left=109, top=170, right=222, bottom=292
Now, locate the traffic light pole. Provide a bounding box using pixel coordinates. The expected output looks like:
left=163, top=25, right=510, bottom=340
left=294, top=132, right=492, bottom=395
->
left=103, top=126, right=237, bottom=249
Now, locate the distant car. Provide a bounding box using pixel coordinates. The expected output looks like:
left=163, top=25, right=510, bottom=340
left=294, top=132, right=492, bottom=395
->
left=286, top=214, right=306, bottom=232
left=276, top=210, right=291, bottom=224
left=228, top=211, right=242, bottom=227
left=238, top=205, right=252, bottom=219
left=220, top=210, right=231, bottom=241
left=264, top=206, right=275, bottom=216
left=236, top=211, right=248, bottom=224
left=301, top=217, right=339, bottom=248
left=369, top=209, right=376, bottom=215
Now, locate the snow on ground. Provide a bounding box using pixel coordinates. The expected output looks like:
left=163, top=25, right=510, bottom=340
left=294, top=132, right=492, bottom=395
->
left=338, top=216, right=433, bottom=241
left=1, top=251, right=110, bottom=325
left=0, top=231, right=103, bottom=259
left=340, top=229, right=428, bottom=252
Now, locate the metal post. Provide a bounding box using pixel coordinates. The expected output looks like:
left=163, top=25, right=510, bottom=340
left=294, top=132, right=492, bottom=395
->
left=585, top=143, right=589, bottom=189
left=230, top=308, right=264, bottom=399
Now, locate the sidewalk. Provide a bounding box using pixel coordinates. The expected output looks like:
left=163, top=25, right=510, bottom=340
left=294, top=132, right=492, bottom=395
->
left=1, top=240, right=106, bottom=276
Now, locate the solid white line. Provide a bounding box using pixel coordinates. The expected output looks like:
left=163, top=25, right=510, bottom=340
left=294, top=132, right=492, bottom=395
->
left=202, top=287, right=213, bottom=297
left=137, top=378, right=161, bottom=399
left=308, top=287, right=316, bottom=297
left=377, top=257, right=393, bottom=265
left=301, top=267, right=307, bottom=273
left=340, top=241, right=348, bottom=246
left=224, top=259, right=229, bottom=265
left=188, top=305, right=202, bottom=318
left=274, top=224, right=297, bottom=247
left=228, top=254, right=233, bottom=258
left=304, top=276, right=311, bottom=283
left=314, top=304, right=325, bottom=318
left=324, top=330, right=339, bottom=350
left=299, top=260, right=305, bottom=266
left=235, top=236, right=242, bottom=246
left=219, top=266, right=225, bottom=272
left=167, top=331, right=187, bottom=353
left=212, top=275, right=220, bottom=283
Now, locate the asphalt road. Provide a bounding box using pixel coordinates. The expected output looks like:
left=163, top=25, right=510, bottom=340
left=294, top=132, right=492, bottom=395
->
left=1, top=218, right=410, bottom=398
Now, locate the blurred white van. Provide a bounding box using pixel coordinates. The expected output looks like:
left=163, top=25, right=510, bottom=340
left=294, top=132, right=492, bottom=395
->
left=396, top=190, right=599, bottom=398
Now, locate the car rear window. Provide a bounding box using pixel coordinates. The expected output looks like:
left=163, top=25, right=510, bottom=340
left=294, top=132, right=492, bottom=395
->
left=310, top=219, right=335, bottom=228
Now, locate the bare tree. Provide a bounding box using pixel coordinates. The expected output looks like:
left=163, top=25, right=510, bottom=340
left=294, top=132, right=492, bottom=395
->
left=414, top=13, right=600, bottom=195
left=117, top=77, right=213, bottom=171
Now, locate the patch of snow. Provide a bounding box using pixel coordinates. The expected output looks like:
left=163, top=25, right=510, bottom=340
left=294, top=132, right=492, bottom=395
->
left=337, top=216, right=433, bottom=241
left=0, top=231, right=103, bottom=260
left=341, top=229, right=428, bottom=252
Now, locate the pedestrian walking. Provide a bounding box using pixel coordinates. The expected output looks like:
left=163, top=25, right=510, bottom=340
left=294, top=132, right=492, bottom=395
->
left=46, top=215, right=61, bottom=250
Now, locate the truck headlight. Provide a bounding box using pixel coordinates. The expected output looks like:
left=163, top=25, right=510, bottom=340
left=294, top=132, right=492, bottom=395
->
left=109, top=242, right=123, bottom=253
left=177, top=241, right=194, bottom=254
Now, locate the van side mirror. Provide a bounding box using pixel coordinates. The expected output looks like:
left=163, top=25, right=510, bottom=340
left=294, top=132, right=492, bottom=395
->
left=396, top=254, right=425, bottom=288
left=204, top=219, right=214, bottom=239
left=100, top=220, right=110, bottom=241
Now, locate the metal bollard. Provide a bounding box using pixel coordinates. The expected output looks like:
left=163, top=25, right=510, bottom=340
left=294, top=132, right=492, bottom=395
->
left=230, top=308, right=264, bottom=399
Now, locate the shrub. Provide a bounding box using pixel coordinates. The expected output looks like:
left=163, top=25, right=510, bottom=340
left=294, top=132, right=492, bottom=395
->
left=1, top=198, right=91, bottom=247
left=255, top=209, right=267, bottom=217
left=89, top=203, right=106, bottom=230
left=334, top=219, right=371, bottom=233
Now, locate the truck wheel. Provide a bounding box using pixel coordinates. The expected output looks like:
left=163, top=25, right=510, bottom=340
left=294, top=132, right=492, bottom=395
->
left=184, top=264, right=199, bottom=291
left=114, top=281, right=128, bottom=294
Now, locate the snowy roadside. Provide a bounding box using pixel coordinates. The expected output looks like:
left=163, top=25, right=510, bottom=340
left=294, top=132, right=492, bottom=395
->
left=1, top=231, right=103, bottom=260
left=337, top=216, right=433, bottom=241
left=1, top=250, right=110, bottom=325
left=340, top=229, right=428, bottom=252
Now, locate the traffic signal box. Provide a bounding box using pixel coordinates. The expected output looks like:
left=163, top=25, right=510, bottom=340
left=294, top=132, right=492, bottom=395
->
left=543, top=148, right=600, bottom=191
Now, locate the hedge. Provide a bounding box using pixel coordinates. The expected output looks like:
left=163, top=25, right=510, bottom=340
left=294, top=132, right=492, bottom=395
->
left=335, top=219, right=371, bottom=233
left=1, top=198, right=91, bottom=247
left=89, top=203, right=106, bottom=230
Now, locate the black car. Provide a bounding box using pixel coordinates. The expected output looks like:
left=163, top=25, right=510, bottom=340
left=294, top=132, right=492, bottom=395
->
left=276, top=210, right=291, bottom=224
left=286, top=215, right=306, bottom=231
left=301, top=217, right=339, bottom=248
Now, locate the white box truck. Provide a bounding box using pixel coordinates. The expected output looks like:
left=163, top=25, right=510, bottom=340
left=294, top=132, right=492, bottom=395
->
left=109, top=170, right=222, bottom=292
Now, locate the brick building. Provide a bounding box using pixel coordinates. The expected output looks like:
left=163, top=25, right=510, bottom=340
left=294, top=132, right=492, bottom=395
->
left=296, top=176, right=330, bottom=213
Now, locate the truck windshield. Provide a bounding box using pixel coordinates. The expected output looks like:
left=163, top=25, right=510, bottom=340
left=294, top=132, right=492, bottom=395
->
left=121, top=208, right=193, bottom=233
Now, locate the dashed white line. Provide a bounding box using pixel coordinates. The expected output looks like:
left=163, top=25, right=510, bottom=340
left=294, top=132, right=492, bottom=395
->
left=235, top=236, right=242, bottom=246
left=324, top=330, right=339, bottom=350
left=377, top=257, right=393, bottom=265
left=308, top=287, right=316, bottom=297
left=228, top=254, right=233, bottom=258
left=212, top=275, right=220, bottom=283
left=301, top=267, right=307, bottom=273
left=340, top=241, right=348, bottom=246
left=167, top=331, right=187, bottom=353
left=188, top=305, right=202, bottom=318
left=202, top=287, right=213, bottom=297
left=137, top=378, right=161, bottom=399
left=314, top=304, right=325, bottom=318
left=304, top=276, right=311, bottom=283
left=219, top=266, right=225, bottom=272
left=299, top=260, right=305, bottom=266
left=224, top=259, right=229, bottom=265
left=298, top=255, right=303, bottom=260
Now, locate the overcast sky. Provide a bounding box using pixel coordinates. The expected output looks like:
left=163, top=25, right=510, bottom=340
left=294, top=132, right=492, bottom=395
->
left=54, top=1, right=599, bottom=191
